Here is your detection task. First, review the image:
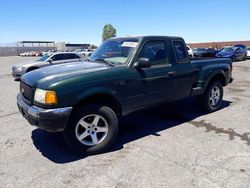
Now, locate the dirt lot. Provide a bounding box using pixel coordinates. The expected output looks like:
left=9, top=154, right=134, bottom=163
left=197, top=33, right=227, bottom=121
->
left=0, top=56, right=250, bottom=188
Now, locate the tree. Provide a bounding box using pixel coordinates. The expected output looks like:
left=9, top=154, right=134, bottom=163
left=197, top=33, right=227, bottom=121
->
left=102, top=24, right=117, bottom=42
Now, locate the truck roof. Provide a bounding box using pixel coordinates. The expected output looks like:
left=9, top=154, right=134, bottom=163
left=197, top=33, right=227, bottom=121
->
left=110, top=35, right=184, bottom=41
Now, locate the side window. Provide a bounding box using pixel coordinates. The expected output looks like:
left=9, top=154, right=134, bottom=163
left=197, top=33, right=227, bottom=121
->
left=138, top=41, right=169, bottom=66
left=71, top=54, right=80, bottom=59
left=173, top=41, right=188, bottom=63
left=52, top=54, right=63, bottom=61
left=63, top=54, right=72, bottom=59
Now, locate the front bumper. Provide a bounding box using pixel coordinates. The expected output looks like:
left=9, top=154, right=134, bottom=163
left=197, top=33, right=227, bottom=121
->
left=17, top=93, right=72, bottom=132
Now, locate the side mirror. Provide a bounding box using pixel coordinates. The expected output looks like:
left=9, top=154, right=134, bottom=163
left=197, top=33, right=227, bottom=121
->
left=134, top=58, right=151, bottom=69
left=47, top=59, right=53, bottom=64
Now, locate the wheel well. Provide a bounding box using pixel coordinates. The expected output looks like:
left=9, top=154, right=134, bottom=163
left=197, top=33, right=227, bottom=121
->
left=74, top=94, right=122, bottom=116
left=209, top=73, right=226, bottom=86
left=26, top=67, right=38, bottom=73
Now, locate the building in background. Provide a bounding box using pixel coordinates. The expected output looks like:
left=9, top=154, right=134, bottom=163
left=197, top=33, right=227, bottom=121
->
left=56, top=42, right=90, bottom=51
left=188, top=40, right=250, bottom=49
left=0, top=41, right=91, bottom=56
left=0, top=41, right=56, bottom=56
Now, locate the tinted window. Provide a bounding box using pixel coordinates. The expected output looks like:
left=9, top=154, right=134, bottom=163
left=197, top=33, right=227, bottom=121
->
left=72, top=54, right=80, bottom=59
left=65, top=54, right=79, bottom=59
left=173, top=41, right=188, bottom=62
left=52, top=54, right=64, bottom=61
left=138, top=41, right=168, bottom=66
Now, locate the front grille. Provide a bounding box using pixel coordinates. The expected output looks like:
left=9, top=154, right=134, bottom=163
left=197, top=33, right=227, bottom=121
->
left=20, top=82, right=33, bottom=102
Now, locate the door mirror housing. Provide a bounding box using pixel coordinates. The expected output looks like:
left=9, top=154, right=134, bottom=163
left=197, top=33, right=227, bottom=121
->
left=47, top=59, right=53, bottom=64
left=134, top=58, right=151, bottom=69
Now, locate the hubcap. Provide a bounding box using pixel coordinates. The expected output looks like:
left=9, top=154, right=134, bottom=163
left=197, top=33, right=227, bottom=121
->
left=209, top=86, right=220, bottom=107
left=75, top=114, right=109, bottom=146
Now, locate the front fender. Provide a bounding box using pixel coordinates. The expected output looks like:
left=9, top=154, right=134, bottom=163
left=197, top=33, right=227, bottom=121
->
left=74, top=86, right=120, bottom=105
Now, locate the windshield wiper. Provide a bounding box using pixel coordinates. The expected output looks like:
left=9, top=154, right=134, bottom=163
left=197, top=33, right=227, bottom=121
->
left=93, top=58, right=114, bottom=67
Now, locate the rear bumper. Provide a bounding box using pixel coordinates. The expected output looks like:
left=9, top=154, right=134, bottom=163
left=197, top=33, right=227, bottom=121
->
left=17, top=93, right=72, bottom=132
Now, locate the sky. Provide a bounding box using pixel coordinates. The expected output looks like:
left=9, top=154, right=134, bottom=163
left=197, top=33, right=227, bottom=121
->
left=0, top=0, right=249, bottom=45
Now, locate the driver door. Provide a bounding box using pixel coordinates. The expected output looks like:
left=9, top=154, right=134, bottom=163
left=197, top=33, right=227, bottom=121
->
left=134, top=40, right=177, bottom=105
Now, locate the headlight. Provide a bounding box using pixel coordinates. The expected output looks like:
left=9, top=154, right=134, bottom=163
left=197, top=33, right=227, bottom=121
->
left=13, top=65, right=23, bottom=72
left=34, top=88, right=58, bottom=105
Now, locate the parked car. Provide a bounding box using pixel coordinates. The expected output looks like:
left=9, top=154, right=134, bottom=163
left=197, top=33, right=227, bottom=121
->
left=17, top=36, right=233, bottom=155
left=247, top=46, right=250, bottom=58
left=80, top=49, right=94, bottom=56
left=186, top=45, right=194, bottom=58
left=193, top=48, right=218, bottom=58
left=234, top=44, right=247, bottom=59
left=19, top=52, right=28, bottom=56
left=215, top=46, right=247, bottom=61
left=12, top=52, right=81, bottom=79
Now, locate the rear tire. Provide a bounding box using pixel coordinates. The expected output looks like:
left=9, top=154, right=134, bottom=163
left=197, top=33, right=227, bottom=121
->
left=200, top=81, right=223, bottom=112
left=63, top=104, right=119, bottom=155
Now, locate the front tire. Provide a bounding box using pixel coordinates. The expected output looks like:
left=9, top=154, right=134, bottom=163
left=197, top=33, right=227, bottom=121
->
left=200, top=81, right=223, bottom=112
left=63, top=104, right=119, bottom=155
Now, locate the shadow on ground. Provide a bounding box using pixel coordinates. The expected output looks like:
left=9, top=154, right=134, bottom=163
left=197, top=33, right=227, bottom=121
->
left=31, top=97, right=231, bottom=163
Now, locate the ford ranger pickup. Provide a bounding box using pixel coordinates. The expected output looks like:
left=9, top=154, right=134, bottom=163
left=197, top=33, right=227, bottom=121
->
left=17, top=36, right=233, bottom=154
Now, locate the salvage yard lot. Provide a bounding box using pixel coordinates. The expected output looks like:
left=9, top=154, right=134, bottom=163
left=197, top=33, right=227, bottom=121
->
left=0, top=56, right=250, bottom=188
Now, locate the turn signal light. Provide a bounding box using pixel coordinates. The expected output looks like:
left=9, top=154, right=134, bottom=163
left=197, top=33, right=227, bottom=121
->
left=45, top=91, right=58, bottom=104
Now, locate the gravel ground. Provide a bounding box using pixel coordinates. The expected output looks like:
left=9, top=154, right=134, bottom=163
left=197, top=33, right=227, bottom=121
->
left=0, top=56, right=250, bottom=188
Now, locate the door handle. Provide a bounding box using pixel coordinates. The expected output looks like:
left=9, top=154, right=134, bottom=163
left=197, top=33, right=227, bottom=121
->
left=167, top=71, right=175, bottom=76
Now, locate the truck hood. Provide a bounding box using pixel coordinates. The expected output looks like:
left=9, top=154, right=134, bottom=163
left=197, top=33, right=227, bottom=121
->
left=21, top=61, right=110, bottom=87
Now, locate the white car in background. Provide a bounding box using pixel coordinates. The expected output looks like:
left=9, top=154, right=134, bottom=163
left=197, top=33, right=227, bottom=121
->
left=247, top=46, right=250, bottom=58
left=186, top=45, right=194, bottom=58
left=80, top=49, right=94, bottom=57
left=12, top=52, right=82, bottom=79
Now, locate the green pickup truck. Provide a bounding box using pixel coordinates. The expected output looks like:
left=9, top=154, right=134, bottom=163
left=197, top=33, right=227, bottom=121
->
left=17, top=36, right=233, bottom=154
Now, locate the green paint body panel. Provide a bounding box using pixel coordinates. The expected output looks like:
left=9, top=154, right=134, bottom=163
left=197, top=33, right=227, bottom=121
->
left=20, top=36, right=233, bottom=116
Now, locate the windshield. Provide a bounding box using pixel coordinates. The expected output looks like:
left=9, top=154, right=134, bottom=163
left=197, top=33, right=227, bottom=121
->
left=220, top=47, right=235, bottom=52
left=89, top=38, right=139, bottom=64
left=37, top=54, right=51, bottom=62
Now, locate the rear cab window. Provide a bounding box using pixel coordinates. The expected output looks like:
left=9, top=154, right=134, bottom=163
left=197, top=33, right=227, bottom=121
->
left=173, top=40, right=189, bottom=63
